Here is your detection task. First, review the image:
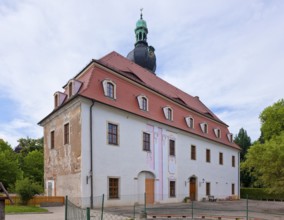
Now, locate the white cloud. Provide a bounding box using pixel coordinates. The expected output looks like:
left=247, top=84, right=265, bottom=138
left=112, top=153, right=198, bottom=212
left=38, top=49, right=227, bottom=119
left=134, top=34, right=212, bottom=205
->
left=0, top=0, right=284, bottom=146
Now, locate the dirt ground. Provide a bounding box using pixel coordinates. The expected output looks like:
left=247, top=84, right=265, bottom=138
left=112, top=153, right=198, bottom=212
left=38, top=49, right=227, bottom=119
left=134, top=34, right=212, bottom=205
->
left=102, top=199, right=284, bottom=220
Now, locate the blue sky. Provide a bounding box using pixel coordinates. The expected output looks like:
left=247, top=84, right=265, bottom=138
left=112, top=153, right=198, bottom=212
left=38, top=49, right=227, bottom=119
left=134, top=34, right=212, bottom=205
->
left=1, top=0, right=284, bottom=147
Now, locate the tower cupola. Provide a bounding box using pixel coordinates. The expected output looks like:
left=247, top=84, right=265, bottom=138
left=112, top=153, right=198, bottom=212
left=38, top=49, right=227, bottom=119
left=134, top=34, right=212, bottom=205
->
left=127, top=9, right=157, bottom=73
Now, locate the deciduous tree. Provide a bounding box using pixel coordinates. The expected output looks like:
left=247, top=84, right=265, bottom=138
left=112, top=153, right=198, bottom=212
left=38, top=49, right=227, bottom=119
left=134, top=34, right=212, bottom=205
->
left=259, top=99, right=284, bottom=141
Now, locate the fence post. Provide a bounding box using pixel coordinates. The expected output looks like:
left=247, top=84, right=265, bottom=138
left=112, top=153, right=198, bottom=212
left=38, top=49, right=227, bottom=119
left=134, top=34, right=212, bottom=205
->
left=144, top=192, right=146, bottom=214
left=86, top=207, right=90, bottom=220
left=65, top=195, right=68, bottom=220
left=246, top=194, right=248, bottom=220
left=191, top=200, right=194, bottom=219
left=101, top=194, right=104, bottom=220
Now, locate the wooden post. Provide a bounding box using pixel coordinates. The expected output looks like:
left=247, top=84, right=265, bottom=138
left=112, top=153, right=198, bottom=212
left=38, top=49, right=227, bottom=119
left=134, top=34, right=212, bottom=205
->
left=0, top=198, right=5, bottom=220
left=0, top=182, right=14, bottom=220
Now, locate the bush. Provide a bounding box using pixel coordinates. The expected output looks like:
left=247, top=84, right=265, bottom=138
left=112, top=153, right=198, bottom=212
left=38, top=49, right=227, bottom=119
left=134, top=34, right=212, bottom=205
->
left=15, top=178, right=43, bottom=205
left=241, top=188, right=284, bottom=200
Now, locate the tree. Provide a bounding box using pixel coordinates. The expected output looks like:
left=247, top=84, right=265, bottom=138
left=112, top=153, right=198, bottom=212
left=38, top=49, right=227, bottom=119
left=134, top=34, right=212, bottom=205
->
left=17, top=137, right=43, bottom=156
left=0, top=150, right=22, bottom=188
left=242, top=132, right=284, bottom=193
left=259, top=99, right=284, bottom=141
left=234, top=128, right=251, bottom=161
left=15, top=178, right=43, bottom=205
left=22, top=150, right=44, bottom=185
left=0, top=139, right=13, bottom=152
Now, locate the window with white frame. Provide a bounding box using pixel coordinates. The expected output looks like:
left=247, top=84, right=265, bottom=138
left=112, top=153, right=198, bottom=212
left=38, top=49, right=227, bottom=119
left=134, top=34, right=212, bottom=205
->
left=143, top=132, right=151, bottom=151
left=102, top=79, right=116, bottom=99
left=54, top=93, right=59, bottom=108
left=137, top=95, right=148, bottom=111
left=163, top=106, right=173, bottom=121
left=227, top=133, right=233, bottom=142
left=68, top=81, right=73, bottom=98
left=185, top=116, right=194, bottom=128
left=214, top=128, right=221, bottom=138
left=108, top=123, right=118, bottom=145
left=200, top=122, right=208, bottom=133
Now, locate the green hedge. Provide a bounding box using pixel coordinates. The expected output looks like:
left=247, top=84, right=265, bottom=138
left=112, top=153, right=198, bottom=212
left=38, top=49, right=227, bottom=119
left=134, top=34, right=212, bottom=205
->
left=241, top=188, right=284, bottom=200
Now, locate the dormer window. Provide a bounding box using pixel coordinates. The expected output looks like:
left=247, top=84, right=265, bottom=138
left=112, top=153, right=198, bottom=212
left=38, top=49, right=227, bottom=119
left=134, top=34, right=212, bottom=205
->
left=54, top=94, right=59, bottom=108
left=163, top=106, right=173, bottom=121
left=137, top=95, right=148, bottom=111
left=214, top=128, right=221, bottom=138
left=200, top=122, right=208, bottom=133
left=227, top=133, right=233, bottom=142
left=68, top=82, right=73, bottom=98
left=102, top=79, right=116, bottom=99
left=185, top=116, right=194, bottom=129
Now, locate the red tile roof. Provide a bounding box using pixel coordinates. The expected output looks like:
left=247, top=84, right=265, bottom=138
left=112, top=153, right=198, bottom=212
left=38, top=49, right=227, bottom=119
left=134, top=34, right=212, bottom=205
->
left=40, top=51, right=240, bottom=150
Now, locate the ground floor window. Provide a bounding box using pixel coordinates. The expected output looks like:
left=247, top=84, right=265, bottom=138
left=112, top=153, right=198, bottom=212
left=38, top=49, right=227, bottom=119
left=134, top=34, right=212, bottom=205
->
left=232, top=183, right=235, bottom=195
left=108, top=178, right=119, bottom=199
left=169, top=181, right=176, bottom=197
left=206, top=182, right=211, bottom=196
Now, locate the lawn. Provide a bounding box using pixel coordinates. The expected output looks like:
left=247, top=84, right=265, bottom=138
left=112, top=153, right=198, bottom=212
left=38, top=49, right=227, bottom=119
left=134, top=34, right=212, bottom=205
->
left=5, top=205, right=48, bottom=214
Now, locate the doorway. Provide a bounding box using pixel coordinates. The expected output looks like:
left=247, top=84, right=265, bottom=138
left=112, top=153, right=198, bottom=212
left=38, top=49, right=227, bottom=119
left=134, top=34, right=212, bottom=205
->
left=145, top=178, right=155, bottom=204
left=189, top=177, right=197, bottom=201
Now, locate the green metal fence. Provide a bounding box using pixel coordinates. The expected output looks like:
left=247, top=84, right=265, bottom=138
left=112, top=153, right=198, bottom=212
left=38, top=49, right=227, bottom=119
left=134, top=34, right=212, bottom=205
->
left=66, top=194, right=284, bottom=220
left=65, top=196, right=90, bottom=220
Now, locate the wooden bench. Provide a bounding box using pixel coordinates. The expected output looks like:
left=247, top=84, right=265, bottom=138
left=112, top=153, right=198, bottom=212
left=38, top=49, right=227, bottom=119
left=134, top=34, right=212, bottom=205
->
left=208, top=195, right=217, bottom=202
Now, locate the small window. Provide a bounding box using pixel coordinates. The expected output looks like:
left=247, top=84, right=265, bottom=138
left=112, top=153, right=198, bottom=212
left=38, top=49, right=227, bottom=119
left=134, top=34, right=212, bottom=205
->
left=163, top=106, right=173, bottom=121
left=214, top=128, right=221, bottom=138
left=64, top=123, right=70, bottom=145
left=169, top=140, right=175, bottom=156
left=108, top=178, right=119, bottom=199
left=142, top=97, right=147, bottom=111
left=107, top=82, right=114, bottom=98
left=143, top=132, right=150, bottom=151
left=219, top=152, right=223, bottom=165
left=191, top=145, right=196, bottom=160
left=232, top=183, right=235, bottom=195
left=102, top=79, right=116, bottom=99
left=227, top=133, right=233, bottom=142
left=108, top=123, right=118, bottom=145
left=185, top=116, right=194, bottom=128
left=200, top=123, right=208, bottom=133
left=54, top=94, right=58, bottom=108
left=137, top=95, right=148, bottom=111
left=232, top=155, right=235, bottom=167
left=68, top=82, right=73, bottom=98
left=50, top=131, right=55, bottom=149
left=169, top=181, right=176, bottom=197
left=206, top=182, right=211, bottom=196
left=206, top=149, right=211, bottom=163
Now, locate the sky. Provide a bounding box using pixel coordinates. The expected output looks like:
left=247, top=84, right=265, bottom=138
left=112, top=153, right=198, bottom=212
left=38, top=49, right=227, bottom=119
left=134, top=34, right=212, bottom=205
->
left=0, top=0, right=284, bottom=147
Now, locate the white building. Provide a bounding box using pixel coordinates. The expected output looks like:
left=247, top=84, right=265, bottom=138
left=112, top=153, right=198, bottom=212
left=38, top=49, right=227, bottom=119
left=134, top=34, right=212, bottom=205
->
left=39, top=14, right=240, bottom=208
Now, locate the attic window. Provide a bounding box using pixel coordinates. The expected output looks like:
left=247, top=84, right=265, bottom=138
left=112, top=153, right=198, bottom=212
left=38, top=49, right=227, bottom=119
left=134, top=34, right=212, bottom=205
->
left=68, top=82, right=73, bottom=98
left=54, top=94, right=59, bottom=108
left=137, top=95, right=148, bottom=111
left=102, top=79, right=116, bottom=99
left=200, top=122, right=208, bottom=134
left=214, top=128, right=221, bottom=138
left=227, top=133, right=233, bottom=142
left=185, top=116, right=194, bottom=129
left=163, top=106, right=173, bottom=121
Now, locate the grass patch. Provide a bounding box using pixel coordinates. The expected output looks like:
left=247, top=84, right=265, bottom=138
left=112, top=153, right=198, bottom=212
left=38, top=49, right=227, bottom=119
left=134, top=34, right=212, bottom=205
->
left=5, top=205, right=48, bottom=214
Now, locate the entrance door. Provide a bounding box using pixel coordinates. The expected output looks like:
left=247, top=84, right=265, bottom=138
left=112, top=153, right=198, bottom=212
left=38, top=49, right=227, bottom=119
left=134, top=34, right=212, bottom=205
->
left=145, top=179, right=155, bottom=204
left=189, top=177, right=196, bottom=201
